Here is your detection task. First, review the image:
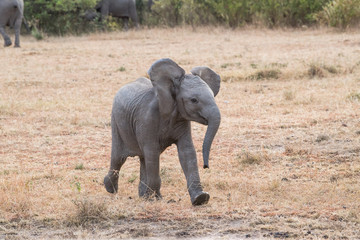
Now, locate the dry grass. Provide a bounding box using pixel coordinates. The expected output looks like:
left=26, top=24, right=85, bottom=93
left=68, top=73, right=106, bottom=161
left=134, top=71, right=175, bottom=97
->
left=1, top=27, right=360, bottom=239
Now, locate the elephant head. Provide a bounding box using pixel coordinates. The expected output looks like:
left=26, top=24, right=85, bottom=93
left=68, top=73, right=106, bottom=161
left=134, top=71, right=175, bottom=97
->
left=148, top=58, right=221, bottom=169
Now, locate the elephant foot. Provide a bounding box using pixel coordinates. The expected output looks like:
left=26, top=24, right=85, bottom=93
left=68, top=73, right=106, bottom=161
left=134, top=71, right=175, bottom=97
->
left=138, top=181, right=148, bottom=197
left=141, top=189, right=162, bottom=201
left=4, top=40, right=12, bottom=47
left=192, top=192, right=210, bottom=206
left=14, top=44, right=20, bottom=48
left=104, top=171, right=119, bottom=193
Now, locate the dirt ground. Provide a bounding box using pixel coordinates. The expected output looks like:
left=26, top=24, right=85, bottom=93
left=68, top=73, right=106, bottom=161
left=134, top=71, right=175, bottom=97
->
left=1, top=27, right=360, bottom=239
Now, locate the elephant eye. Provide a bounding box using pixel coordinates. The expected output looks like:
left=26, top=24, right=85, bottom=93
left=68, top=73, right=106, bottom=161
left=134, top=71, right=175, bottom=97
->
left=190, top=98, right=198, bottom=104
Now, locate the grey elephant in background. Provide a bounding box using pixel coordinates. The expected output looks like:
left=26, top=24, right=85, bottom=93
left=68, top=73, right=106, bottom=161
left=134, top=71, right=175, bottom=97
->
left=85, top=0, right=139, bottom=30
left=0, top=0, right=25, bottom=47
left=104, top=58, right=221, bottom=205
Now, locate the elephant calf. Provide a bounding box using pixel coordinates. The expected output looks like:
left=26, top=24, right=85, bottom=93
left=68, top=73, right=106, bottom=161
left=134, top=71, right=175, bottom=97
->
left=104, top=58, right=221, bottom=205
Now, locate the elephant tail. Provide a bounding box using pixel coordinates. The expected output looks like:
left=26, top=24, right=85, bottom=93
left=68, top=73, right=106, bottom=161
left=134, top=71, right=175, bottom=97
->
left=23, top=17, right=30, bottom=33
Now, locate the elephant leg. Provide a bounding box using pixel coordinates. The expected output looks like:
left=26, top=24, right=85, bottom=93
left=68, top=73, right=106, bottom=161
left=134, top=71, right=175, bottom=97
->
left=104, top=120, right=127, bottom=193
left=123, top=18, right=129, bottom=31
left=104, top=155, right=126, bottom=194
left=138, top=157, right=148, bottom=197
left=129, top=2, right=139, bottom=29
left=100, top=0, right=110, bottom=22
left=14, top=18, right=22, bottom=48
left=0, top=26, right=12, bottom=47
left=180, top=157, right=209, bottom=205
left=142, top=149, right=161, bottom=199
left=130, top=16, right=139, bottom=29
left=177, top=135, right=209, bottom=205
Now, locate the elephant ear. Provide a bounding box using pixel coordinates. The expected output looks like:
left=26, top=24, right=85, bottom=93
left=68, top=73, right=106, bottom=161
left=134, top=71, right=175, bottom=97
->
left=148, top=58, right=185, bottom=116
left=190, top=67, right=221, bottom=97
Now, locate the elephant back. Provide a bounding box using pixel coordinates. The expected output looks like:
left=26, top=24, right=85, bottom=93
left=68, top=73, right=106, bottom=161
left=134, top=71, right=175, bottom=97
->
left=109, top=0, right=136, bottom=17
left=115, top=77, right=152, bottom=105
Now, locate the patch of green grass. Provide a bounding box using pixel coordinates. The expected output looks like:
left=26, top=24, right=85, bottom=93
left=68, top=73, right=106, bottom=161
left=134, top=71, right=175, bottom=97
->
left=315, top=134, right=330, bottom=143
left=75, top=182, right=81, bottom=193
left=308, top=64, right=324, bottom=78
left=31, top=27, right=44, bottom=41
left=221, top=62, right=241, bottom=69
left=247, top=69, right=281, bottom=80
left=250, top=63, right=258, bottom=69
left=323, top=65, right=338, bottom=74
left=118, top=66, right=126, bottom=72
left=221, top=63, right=231, bottom=68
left=270, top=62, right=288, bottom=68
left=128, top=173, right=137, bottom=183
left=75, top=163, right=84, bottom=170
left=347, top=92, right=360, bottom=101
left=222, top=75, right=243, bottom=82
left=308, top=63, right=339, bottom=78
left=0, top=170, right=10, bottom=176
left=237, top=151, right=263, bottom=165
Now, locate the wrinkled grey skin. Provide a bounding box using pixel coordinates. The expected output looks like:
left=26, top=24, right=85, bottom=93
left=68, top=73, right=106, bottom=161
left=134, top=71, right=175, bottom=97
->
left=84, top=0, right=139, bottom=30
left=104, top=58, right=221, bottom=206
left=0, top=0, right=24, bottom=47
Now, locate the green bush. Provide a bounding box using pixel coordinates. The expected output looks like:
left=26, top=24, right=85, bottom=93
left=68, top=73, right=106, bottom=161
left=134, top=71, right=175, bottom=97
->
left=316, top=0, right=360, bottom=28
left=150, top=0, right=331, bottom=28
left=22, top=0, right=359, bottom=35
left=179, top=0, right=216, bottom=27
left=150, top=0, right=183, bottom=26
left=24, top=0, right=99, bottom=35
left=149, top=0, right=252, bottom=27
left=286, top=0, right=330, bottom=26
left=252, top=0, right=330, bottom=27
left=31, top=27, right=44, bottom=40
left=252, top=0, right=285, bottom=27
left=208, top=0, right=252, bottom=27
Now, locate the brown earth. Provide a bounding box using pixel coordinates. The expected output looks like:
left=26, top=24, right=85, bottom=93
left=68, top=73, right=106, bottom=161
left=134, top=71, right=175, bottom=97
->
left=0, top=27, right=360, bottom=239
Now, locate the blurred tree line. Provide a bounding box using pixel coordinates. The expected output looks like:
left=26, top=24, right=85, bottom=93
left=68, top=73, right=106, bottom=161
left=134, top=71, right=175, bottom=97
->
left=24, top=0, right=360, bottom=35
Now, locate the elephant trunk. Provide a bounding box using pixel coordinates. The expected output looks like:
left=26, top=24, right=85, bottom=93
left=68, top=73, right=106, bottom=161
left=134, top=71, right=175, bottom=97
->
left=202, top=105, right=221, bottom=169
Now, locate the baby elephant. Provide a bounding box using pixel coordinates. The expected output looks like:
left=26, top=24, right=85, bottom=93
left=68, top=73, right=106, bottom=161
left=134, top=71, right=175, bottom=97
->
left=104, top=58, right=221, bottom=205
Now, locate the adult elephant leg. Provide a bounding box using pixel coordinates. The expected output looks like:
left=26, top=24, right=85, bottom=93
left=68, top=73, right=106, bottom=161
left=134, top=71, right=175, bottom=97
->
left=104, top=155, right=126, bottom=193
left=130, top=15, right=139, bottom=29
left=177, top=132, right=209, bottom=205
left=128, top=0, right=139, bottom=29
left=138, top=157, right=148, bottom=197
left=14, top=18, right=22, bottom=47
left=104, top=118, right=127, bottom=193
left=123, top=18, right=129, bottom=31
left=0, top=26, right=12, bottom=47
left=100, top=0, right=110, bottom=22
